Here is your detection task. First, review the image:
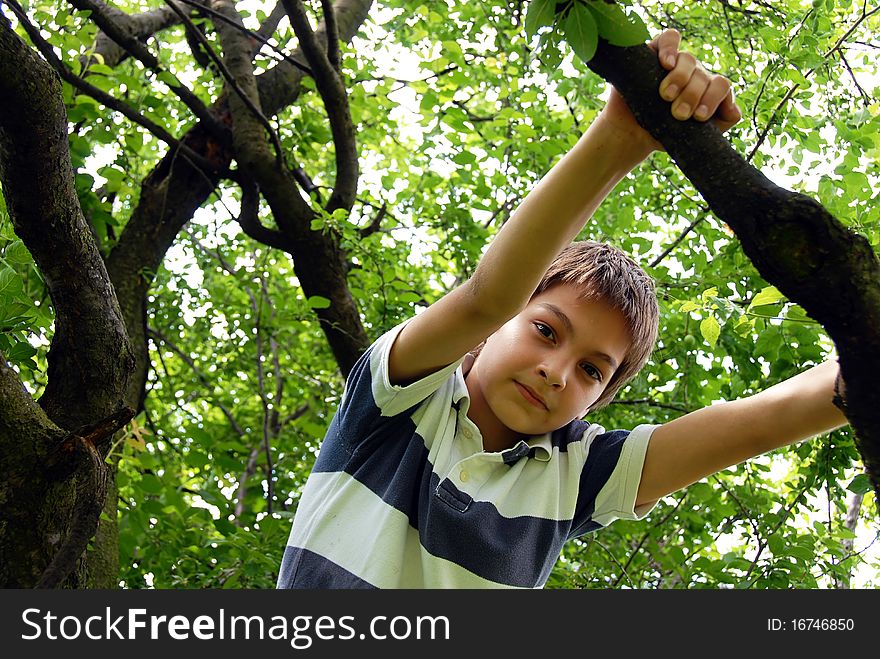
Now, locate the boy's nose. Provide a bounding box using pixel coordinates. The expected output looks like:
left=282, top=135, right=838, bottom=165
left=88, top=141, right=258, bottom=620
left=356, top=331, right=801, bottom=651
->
left=538, top=364, right=564, bottom=388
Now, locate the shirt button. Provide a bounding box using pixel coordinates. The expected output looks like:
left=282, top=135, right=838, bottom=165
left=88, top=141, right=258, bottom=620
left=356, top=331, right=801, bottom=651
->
left=459, top=470, right=469, bottom=483
left=462, top=427, right=473, bottom=440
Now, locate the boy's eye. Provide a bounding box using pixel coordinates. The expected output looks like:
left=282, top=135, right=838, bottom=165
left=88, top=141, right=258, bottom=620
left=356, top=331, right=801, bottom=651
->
left=534, top=322, right=554, bottom=339
left=581, top=363, right=603, bottom=382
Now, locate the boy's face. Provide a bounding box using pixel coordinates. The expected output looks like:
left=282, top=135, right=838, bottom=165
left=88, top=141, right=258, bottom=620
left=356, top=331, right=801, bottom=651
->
left=466, top=283, right=630, bottom=442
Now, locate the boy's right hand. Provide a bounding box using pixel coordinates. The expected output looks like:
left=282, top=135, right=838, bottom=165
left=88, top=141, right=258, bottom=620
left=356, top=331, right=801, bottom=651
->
left=601, top=29, right=742, bottom=153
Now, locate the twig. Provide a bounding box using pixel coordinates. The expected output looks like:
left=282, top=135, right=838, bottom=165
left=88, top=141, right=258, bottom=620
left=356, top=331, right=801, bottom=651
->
left=3, top=0, right=222, bottom=176
left=320, top=0, right=339, bottom=70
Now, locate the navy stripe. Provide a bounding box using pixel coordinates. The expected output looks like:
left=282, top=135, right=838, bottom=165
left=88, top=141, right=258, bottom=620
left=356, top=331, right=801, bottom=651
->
left=420, top=473, right=571, bottom=587
left=570, top=429, right=630, bottom=538
left=550, top=419, right=591, bottom=451
left=277, top=546, right=377, bottom=589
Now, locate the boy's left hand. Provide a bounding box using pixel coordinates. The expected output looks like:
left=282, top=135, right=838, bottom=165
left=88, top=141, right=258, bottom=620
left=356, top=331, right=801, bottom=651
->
left=653, top=29, right=741, bottom=130
left=602, top=29, right=742, bottom=153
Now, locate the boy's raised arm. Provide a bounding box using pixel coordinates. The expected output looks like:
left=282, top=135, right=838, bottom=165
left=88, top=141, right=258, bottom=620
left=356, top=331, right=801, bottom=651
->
left=389, top=30, right=741, bottom=385
left=636, top=360, right=849, bottom=507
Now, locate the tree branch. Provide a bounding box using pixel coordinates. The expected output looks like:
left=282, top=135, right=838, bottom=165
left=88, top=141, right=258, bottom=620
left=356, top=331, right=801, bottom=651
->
left=37, top=405, right=133, bottom=588
left=321, top=0, right=340, bottom=70
left=234, top=175, right=292, bottom=251
left=165, top=0, right=285, bottom=164
left=36, top=438, right=108, bottom=588
left=255, top=1, right=288, bottom=54
left=282, top=0, right=359, bottom=212
left=0, top=9, right=135, bottom=429
left=587, top=38, right=880, bottom=502
left=78, top=1, right=182, bottom=70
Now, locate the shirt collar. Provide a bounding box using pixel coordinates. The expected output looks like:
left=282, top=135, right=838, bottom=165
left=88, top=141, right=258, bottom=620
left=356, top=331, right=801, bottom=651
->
left=525, top=434, right=553, bottom=461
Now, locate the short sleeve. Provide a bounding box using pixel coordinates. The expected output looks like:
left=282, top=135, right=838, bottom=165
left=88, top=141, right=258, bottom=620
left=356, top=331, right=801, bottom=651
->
left=569, top=424, right=659, bottom=538
left=315, top=319, right=465, bottom=466
left=366, top=318, right=466, bottom=418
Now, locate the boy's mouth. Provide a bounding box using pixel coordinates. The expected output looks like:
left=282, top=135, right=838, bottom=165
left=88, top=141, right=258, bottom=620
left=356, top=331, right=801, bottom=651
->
left=515, top=381, right=548, bottom=410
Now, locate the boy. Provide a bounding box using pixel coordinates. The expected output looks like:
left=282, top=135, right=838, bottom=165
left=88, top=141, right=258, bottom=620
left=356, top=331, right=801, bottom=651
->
left=277, top=30, right=848, bottom=588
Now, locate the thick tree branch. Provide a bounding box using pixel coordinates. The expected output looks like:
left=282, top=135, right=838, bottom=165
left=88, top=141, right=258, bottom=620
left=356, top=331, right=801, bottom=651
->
left=77, top=1, right=182, bottom=69
left=166, top=0, right=285, bottom=163
left=0, top=356, right=64, bottom=454
left=0, top=11, right=134, bottom=430
left=587, top=39, right=880, bottom=502
left=36, top=437, right=108, bottom=588
left=31, top=406, right=132, bottom=588
left=282, top=0, right=359, bottom=213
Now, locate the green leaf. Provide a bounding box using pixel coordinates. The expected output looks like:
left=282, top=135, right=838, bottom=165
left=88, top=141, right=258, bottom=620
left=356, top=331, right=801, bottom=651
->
left=585, top=0, right=650, bottom=46
left=700, top=316, right=721, bottom=347
left=539, top=33, right=563, bottom=69
left=0, top=266, right=22, bottom=296
left=214, top=517, right=237, bottom=536
left=789, top=545, right=814, bottom=561
left=88, top=63, right=114, bottom=76
left=6, top=341, right=37, bottom=363
left=156, top=71, right=180, bottom=87
left=140, top=474, right=163, bottom=495
left=307, top=295, right=331, bottom=309
left=847, top=474, right=873, bottom=495
left=524, top=0, right=557, bottom=38
left=452, top=151, right=478, bottom=165
left=749, top=285, right=785, bottom=308
left=700, top=287, right=718, bottom=302
left=563, top=2, right=598, bottom=63
left=398, top=291, right=422, bottom=304
left=767, top=533, right=785, bottom=555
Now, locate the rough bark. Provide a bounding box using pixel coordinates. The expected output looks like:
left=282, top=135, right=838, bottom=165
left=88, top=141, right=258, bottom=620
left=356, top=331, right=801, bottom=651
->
left=587, top=40, right=880, bottom=501
left=0, top=14, right=134, bottom=431
left=0, top=10, right=137, bottom=587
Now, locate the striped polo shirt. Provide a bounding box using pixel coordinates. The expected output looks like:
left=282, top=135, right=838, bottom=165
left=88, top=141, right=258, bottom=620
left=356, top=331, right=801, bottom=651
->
left=277, top=320, right=658, bottom=588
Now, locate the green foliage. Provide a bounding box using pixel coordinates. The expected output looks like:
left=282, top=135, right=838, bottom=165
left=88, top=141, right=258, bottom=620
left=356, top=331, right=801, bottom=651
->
left=0, top=205, right=51, bottom=385
left=525, top=0, right=650, bottom=65
left=3, top=0, right=878, bottom=589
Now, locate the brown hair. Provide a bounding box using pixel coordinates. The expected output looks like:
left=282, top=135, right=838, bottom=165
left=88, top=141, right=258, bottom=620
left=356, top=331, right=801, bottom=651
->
left=470, top=240, right=659, bottom=413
